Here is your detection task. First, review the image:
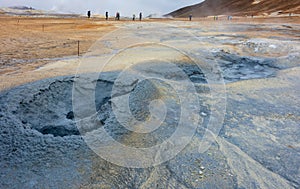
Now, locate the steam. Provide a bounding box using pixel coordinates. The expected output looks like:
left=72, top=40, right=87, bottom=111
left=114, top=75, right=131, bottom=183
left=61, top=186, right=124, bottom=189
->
left=0, top=0, right=203, bottom=16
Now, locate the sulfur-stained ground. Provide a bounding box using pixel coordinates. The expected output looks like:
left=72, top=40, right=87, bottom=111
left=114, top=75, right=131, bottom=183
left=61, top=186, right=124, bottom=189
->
left=0, top=15, right=299, bottom=188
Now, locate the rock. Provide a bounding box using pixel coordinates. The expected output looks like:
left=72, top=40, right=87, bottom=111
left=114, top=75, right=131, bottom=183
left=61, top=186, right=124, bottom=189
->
left=201, top=112, right=207, bottom=117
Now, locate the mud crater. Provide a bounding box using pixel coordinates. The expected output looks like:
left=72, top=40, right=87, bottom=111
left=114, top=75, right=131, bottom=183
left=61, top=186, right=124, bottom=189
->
left=15, top=78, right=117, bottom=137
left=17, top=80, right=78, bottom=137
left=215, top=51, right=280, bottom=82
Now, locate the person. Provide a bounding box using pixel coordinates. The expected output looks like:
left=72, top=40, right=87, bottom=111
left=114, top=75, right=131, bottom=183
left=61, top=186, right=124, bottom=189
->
left=133, top=14, right=136, bottom=21
left=139, top=12, right=142, bottom=21
left=116, top=12, right=120, bottom=20
left=87, top=10, right=91, bottom=18
left=105, top=11, right=109, bottom=20
left=189, top=14, right=192, bottom=21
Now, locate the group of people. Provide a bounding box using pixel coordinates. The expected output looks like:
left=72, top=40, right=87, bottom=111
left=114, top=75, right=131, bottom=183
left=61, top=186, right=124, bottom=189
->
left=87, top=11, right=142, bottom=21
left=132, top=12, right=143, bottom=21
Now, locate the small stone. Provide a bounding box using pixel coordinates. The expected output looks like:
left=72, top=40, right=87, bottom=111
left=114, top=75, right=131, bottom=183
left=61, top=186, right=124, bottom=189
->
left=200, top=166, right=205, bottom=170
left=199, top=170, right=203, bottom=175
left=66, top=111, right=74, bottom=120
left=201, top=112, right=207, bottom=116
left=199, top=175, right=204, bottom=179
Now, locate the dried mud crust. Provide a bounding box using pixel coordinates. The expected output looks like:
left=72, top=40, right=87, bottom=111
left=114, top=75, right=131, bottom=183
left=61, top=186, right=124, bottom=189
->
left=0, top=70, right=230, bottom=189
left=9, top=54, right=287, bottom=138
left=0, top=61, right=299, bottom=188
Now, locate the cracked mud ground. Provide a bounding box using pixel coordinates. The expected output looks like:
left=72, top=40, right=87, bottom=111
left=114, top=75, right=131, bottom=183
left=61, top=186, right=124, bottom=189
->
left=0, top=20, right=300, bottom=189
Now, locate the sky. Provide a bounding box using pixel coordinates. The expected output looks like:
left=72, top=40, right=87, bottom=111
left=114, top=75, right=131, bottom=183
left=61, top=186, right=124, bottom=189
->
left=0, top=0, right=204, bottom=16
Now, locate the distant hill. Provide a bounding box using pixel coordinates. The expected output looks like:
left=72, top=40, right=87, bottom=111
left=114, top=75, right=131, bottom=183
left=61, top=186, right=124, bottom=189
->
left=166, top=0, right=300, bottom=17
left=0, top=6, right=81, bottom=18
left=9, top=6, right=35, bottom=10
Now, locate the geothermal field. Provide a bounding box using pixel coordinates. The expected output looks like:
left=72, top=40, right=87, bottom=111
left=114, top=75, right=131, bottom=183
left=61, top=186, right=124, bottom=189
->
left=0, top=14, right=299, bottom=188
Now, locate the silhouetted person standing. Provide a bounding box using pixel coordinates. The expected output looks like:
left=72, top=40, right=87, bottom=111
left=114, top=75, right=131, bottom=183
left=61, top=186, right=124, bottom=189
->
left=133, top=14, right=136, bottom=21
left=189, top=14, right=192, bottom=21
left=87, top=10, right=91, bottom=18
left=106, top=12, right=109, bottom=20
left=116, top=12, right=120, bottom=20
left=139, top=12, right=142, bottom=21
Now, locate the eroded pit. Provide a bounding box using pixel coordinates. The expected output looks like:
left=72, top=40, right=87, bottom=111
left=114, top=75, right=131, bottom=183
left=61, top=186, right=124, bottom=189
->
left=17, top=79, right=79, bottom=137
left=215, top=51, right=281, bottom=82
left=14, top=77, right=118, bottom=137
